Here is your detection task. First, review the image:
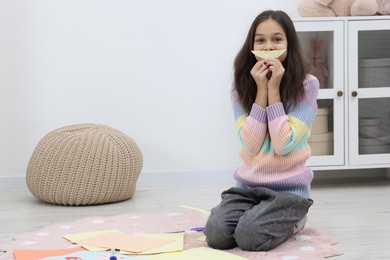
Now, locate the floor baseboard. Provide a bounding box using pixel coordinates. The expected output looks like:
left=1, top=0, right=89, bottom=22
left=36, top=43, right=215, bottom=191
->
left=0, top=176, right=28, bottom=190
left=1, top=168, right=386, bottom=191
left=0, top=170, right=234, bottom=191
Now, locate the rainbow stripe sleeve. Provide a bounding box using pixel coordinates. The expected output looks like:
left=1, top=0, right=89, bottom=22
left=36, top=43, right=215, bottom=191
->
left=233, top=75, right=319, bottom=156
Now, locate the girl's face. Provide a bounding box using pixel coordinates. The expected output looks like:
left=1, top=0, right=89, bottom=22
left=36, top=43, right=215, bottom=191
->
left=253, top=18, right=288, bottom=62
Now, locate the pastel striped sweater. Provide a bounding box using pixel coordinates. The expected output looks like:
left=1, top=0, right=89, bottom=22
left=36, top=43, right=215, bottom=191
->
left=232, top=74, right=319, bottom=199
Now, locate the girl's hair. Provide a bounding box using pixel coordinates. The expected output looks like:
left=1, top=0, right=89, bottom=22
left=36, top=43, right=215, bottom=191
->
left=233, top=10, right=310, bottom=114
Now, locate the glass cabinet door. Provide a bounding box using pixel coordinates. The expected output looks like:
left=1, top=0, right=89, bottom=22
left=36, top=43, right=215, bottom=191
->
left=294, top=20, right=345, bottom=167
left=348, top=20, right=390, bottom=165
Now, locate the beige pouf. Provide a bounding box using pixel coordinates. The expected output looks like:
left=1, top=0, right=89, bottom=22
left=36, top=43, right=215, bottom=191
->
left=26, top=124, right=143, bottom=206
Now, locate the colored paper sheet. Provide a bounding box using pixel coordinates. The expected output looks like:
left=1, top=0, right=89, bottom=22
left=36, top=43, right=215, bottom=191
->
left=137, top=247, right=245, bottom=260
left=63, top=229, right=122, bottom=251
left=121, top=232, right=184, bottom=255
left=40, top=250, right=144, bottom=260
left=180, top=205, right=210, bottom=216
left=75, top=232, right=174, bottom=253
left=13, top=247, right=84, bottom=260
left=197, top=234, right=206, bottom=242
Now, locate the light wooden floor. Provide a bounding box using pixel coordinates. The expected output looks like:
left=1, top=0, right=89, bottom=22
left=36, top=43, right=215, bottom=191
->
left=1, top=177, right=390, bottom=259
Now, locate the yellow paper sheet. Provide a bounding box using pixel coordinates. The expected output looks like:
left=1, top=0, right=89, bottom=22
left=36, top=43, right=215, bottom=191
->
left=63, top=229, right=122, bottom=251
left=137, top=247, right=245, bottom=260
left=121, top=232, right=184, bottom=255
left=75, top=231, right=174, bottom=253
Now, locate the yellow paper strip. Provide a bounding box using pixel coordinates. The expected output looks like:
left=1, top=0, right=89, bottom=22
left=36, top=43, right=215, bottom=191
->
left=180, top=205, right=211, bottom=216
left=251, top=49, right=286, bottom=59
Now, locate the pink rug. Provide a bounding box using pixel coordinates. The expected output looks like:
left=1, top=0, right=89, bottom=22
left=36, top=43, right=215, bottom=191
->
left=0, top=210, right=342, bottom=259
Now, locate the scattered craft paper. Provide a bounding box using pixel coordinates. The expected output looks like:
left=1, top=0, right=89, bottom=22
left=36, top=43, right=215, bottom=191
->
left=39, top=250, right=144, bottom=260
left=75, top=231, right=174, bottom=253
left=63, top=229, right=122, bottom=251
left=251, top=49, right=286, bottom=59
left=64, top=229, right=183, bottom=255
left=121, top=232, right=184, bottom=255
left=137, top=246, right=245, bottom=260
left=13, top=247, right=84, bottom=260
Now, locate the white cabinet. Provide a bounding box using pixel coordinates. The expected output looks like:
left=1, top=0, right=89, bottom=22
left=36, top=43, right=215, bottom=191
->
left=348, top=19, right=390, bottom=166
left=293, top=17, right=390, bottom=170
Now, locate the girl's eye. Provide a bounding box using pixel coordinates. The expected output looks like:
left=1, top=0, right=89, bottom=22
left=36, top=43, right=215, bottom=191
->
left=255, top=38, right=265, bottom=43
left=273, top=38, right=283, bottom=42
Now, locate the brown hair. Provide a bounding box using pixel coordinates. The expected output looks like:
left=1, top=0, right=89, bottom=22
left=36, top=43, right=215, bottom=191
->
left=233, top=10, right=310, bottom=114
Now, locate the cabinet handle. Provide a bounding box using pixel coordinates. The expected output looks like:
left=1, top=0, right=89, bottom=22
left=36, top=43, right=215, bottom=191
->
left=351, top=91, right=358, bottom=97
left=337, top=91, right=343, bottom=97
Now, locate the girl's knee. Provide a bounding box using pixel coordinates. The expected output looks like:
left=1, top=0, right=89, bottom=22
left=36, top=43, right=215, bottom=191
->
left=204, top=215, right=237, bottom=249
left=234, top=220, right=267, bottom=251
left=234, top=219, right=291, bottom=251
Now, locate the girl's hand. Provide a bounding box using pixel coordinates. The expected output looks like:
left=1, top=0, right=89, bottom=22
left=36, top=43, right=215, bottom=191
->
left=250, top=60, right=269, bottom=90
left=264, top=59, right=285, bottom=91
left=250, top=60, right=269, bottom=108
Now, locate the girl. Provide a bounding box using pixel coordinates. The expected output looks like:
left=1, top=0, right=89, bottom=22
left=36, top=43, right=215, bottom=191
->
left=204, top=10, right=319, bottom=251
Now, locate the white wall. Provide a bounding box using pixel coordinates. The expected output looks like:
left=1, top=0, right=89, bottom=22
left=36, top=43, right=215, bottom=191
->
left=0, top=0, right=301, bottom=178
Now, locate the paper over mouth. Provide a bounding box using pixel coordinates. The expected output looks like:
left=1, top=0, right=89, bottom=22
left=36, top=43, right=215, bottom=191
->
left=251, top=49, right=286, bottom=59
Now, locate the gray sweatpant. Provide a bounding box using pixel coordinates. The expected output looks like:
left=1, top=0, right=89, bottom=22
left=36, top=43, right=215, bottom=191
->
left=204, top=187, right=313, bottom=251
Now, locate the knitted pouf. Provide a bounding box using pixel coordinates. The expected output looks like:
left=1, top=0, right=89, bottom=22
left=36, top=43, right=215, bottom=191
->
left=26, top=124, right=143, bottom=206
